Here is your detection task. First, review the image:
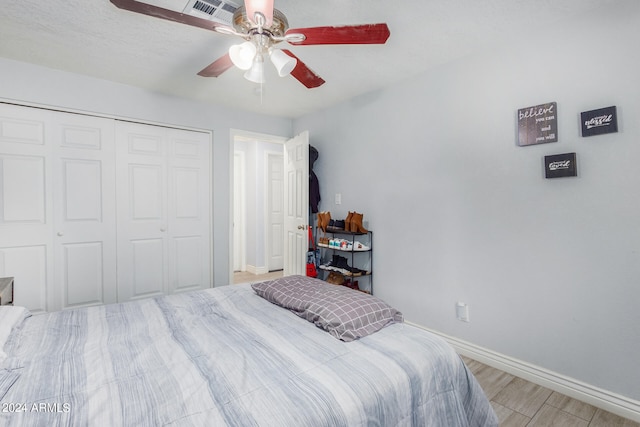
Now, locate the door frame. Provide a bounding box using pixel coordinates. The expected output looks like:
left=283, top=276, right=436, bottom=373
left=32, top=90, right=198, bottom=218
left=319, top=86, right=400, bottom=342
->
left=233, top=150, right=247, bottom=273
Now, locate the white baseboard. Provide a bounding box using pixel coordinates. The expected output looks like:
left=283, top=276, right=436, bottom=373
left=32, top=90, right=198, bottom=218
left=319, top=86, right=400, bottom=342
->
left=407, top=322, right=640, bottom=423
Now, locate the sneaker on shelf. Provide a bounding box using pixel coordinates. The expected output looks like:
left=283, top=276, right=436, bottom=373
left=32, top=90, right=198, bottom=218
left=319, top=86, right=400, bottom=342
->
left=352, top=241, right=370, bottom=251
left=339, top=240, right=351, bottom=251
left=320, top=255, right=340, bottom=272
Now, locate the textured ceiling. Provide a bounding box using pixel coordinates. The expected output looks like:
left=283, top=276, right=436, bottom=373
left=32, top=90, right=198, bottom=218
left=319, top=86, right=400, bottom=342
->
left=0, top=0, right=618, bottom=118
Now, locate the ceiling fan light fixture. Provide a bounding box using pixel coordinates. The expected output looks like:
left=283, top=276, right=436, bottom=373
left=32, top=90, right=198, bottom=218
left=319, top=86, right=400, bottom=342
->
left=245, top=0, right=274, bottom=27
left=270, top=48, right=297, bottom=77
left=244, top=55, right=266, bottom=83
left=229, top=41, right=257, bottom=70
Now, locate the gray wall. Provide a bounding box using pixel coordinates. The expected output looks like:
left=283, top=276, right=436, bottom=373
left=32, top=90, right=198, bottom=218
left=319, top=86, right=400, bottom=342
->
left=294, top=2, right=640, bottom=400
left=0, top=57, right=292, bottom=287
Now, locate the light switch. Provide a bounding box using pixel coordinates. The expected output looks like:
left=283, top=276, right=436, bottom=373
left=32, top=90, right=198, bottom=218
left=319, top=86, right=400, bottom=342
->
left=456, top=302, right=470, bottom=322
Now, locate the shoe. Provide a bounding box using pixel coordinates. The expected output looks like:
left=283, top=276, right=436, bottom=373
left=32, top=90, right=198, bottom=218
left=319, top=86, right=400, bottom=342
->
left=326, top=271, right=345, bottom=285
left=352, top=241, right=370, bottom=251
left=344, top=280, right=359, bottom=290
left=316, top=212, right=325, bottom=232
left=320, top=255, right=335, bottom=271
left=321, top=254, right=343, bottom=272
left=345, top=211, right=354, bottom=232
left=335, top=255, right=362, bottom=276
left=351, top=212, right=368, bottom=233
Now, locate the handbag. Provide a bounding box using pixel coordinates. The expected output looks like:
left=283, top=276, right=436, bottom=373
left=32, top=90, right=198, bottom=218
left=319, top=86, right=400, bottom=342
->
left=306, top=226, right=318, bottom=278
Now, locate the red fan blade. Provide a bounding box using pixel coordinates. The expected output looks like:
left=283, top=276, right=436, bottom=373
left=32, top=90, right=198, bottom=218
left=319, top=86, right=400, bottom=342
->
left=282, top=50, right=325, bottom=89
left=110, top=0, right=227, bottom=32
left=286, top=23, right=390, bottom=45
left=197, top=53, right=234, bottom=77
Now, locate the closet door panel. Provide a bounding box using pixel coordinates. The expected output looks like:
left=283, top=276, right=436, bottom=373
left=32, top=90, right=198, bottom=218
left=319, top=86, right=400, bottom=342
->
left=0, top=103, right=53, bottom=313
left=167, top=129, right=211, bottom=294
left=173, top=236, right=203, bottom=292
left=52, top=111, right=116, bottom=310
left=0, top=113, right=45, bottom=146
left=1, top=155, right=46, bottom=223
left=130, top=164, right=163, bottom=221
left=116, top=122, right=169, bottom=302
left=62, top=242, right=104, bottom=307
left=131, top=238, right=165, bottom=297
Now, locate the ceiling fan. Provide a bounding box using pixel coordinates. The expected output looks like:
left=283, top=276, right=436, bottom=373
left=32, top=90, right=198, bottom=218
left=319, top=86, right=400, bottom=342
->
left=110, top=0, right=390, bottom=88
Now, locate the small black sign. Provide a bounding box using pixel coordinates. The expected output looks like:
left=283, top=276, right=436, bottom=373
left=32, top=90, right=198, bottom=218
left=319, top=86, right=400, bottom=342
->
left=581, top=106, right=618, bottom=137
left=545, top=153, right=577, bottom=179
left=518, top=102, right=558, bottom=146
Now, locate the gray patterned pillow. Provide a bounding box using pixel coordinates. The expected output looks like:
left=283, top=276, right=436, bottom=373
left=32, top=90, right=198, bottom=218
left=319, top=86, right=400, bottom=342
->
left=252, top=275, right=403, bottom=342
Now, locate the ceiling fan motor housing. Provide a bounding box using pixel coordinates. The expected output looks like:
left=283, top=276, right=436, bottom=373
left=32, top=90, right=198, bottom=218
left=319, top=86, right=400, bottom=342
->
left=232, top=6, right=289, bottom=40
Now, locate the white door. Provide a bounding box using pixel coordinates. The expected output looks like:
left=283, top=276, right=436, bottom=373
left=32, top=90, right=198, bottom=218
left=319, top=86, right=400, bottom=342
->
left=51, top=111, right=117, bottom=310
left=283, top=131, right=309, bottom=276
left=266, top=152, right=284, bottom=271
left=116, top=121, right=211, bottom=302
left=0, top=103, right=53, bottom=313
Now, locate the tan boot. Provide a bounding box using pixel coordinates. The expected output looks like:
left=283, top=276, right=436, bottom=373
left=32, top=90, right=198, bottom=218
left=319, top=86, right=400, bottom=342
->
left=324, top=211, right=332, bottom=231
left=352, top=212, right=368, bottom=233
left=317, top=212, right=325, bottom=232
left=345, top=211, right=354, bottom=233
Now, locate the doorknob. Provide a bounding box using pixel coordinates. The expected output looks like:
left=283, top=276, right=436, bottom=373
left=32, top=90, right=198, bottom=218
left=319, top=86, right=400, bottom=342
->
left=57, top=232, right=64, bottom=237
left=160, top=227, right=166, bottom=232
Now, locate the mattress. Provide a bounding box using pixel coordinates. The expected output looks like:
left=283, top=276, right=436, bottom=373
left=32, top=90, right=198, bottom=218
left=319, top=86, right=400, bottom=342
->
left=0, top=279, right=497, bottom=426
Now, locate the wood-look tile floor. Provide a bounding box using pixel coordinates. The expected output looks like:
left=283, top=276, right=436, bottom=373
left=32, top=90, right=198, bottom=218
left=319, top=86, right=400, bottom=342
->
left=461, top=356, right=640, bottom=427
left=233, top=270, right=283, bottom=285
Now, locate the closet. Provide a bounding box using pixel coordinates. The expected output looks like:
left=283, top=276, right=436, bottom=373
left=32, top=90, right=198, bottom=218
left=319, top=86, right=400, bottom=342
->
left=0, top=103, right=211, bottom=313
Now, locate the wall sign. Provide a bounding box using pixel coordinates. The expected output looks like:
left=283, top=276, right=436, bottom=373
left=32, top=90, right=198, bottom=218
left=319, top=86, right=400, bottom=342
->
left=581, top=106, right=618, bottom=137
left=544, top=152, right=577, bottom=178
left=517, top=102, right=558, bottom=146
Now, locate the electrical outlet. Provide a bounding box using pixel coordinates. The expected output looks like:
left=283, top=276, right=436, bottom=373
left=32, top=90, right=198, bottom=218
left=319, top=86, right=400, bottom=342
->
left=456, top=302, right=470, bottom=322
left=335, top=193, right=342, bottom=205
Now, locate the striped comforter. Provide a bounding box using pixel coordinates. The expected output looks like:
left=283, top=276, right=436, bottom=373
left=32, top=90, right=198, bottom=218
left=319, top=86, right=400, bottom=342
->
left=0, top=284, right=497, bottom=426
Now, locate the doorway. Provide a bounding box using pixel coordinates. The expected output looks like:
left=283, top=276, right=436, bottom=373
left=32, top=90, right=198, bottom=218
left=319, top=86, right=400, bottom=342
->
left=231, top=130, right=287, bottom=284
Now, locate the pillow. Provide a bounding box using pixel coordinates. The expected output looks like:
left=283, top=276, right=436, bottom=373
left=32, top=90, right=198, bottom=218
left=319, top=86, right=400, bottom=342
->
left=0, top=306, right=31, bottom=364
left=252, top=275, right=403, bottom=342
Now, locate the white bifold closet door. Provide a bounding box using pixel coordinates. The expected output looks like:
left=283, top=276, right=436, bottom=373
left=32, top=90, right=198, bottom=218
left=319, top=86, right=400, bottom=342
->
left=0, top=104, right=117, bottom=312
left=0, top=103, right=211, bottom=312
left=115, top=121, right=211, bottom=302
left=51, top=111, right=117, bottom=310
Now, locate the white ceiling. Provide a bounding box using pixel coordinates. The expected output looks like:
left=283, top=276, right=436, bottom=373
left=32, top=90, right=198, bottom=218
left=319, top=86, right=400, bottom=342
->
left=0, top=0, right=617, bottom=118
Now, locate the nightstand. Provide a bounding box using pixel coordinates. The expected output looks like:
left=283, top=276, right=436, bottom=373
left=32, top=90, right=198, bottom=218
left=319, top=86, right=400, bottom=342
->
left=0, top=277, right=14, bottom=306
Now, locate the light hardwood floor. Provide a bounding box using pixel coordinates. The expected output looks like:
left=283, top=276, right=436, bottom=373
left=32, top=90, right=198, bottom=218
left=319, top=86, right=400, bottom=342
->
left=233, top=271, right=639, bottom=426
left=461, top=356, right=640, bottom=427
left=233, top=270, right=283, bottom=285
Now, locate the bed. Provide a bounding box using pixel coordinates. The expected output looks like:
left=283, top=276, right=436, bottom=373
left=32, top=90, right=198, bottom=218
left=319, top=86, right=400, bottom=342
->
left=0, top=275, right=497, bottom=426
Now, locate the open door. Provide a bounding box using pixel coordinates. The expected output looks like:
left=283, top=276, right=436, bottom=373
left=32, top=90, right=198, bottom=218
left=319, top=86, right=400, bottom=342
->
left=283, top=131, right=309, bottom=276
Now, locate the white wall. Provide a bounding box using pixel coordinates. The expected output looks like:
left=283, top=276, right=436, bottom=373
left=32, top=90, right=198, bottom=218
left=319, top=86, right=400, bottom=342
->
left=294, top=1, right=640, bottom=403
left=0, top=57, right=292, bottom=287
